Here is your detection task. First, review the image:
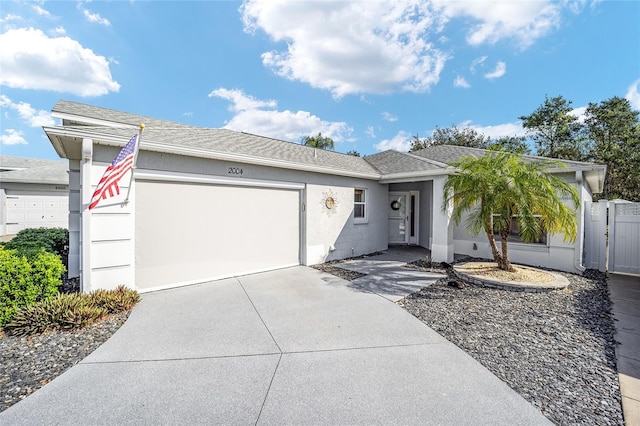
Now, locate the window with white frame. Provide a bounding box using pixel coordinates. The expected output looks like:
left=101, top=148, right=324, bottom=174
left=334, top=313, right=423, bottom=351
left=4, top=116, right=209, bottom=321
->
left=354, top=188, right=366, bottom=220
left=493, top=215, right=548, bottom=245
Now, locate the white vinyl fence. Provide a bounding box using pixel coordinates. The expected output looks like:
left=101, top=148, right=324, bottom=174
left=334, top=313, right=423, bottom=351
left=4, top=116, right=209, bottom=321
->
left=584, top=200, right=640, bottom=275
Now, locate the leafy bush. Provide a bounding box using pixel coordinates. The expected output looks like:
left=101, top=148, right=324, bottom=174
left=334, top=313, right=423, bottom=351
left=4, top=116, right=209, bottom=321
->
left=4, top=227, right=69, bottom=260
left=0, top=247, right=65, bottom=326
left=4, top=294, right=107, bottom=336
left=4, top=286, right=140, bottom=336
left=89, top=285, right=140, bottom=314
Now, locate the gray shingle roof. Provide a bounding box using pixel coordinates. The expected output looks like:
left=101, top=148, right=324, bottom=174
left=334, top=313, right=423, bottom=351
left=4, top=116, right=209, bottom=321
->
left=52, top=100, right=195, bottom=129
left=0, top=156, right=68, bottom=185
left=364, top=150, right=447, bottom=174
left=0, top=155, right=64, bottom=171
left=49, top=100, right=381, bottom=177
left=412, top=145, right=602, bottom=169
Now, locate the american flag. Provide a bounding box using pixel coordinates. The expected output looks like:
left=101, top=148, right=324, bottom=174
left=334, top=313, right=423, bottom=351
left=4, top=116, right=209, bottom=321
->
left=88, top=134, right=138, bottom=210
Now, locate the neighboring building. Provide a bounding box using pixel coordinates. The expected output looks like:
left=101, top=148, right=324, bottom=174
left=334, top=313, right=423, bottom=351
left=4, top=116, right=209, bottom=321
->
left=0, top=156, right=69, bottom=236
left=44, top=100, right=606, bottom=293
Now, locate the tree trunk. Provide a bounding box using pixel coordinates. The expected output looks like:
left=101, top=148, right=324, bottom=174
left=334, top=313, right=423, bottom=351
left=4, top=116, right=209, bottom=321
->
left=485, top=220, right=503, bottom=265
left=498, top=229, right=514, bottom=272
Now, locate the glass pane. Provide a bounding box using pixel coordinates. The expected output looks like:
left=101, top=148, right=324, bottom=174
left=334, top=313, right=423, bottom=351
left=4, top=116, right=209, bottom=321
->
left=354, top=204, right=365, bottom=218
left=354, top=189, right=364, bottom=203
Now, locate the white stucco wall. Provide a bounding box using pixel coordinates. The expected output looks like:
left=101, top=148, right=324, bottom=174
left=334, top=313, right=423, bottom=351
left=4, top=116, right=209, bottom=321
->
left=451, top=172, right=589, bottom=274
left=305, top=183, right=387, bottom=264
left=78, top=144, right=388, bottom=291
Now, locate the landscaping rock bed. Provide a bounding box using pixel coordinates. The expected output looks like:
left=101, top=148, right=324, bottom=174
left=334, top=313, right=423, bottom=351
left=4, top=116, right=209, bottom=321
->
left=399, top=269, right=623, bottom=425
left=0, top=311, right=129, bottom=412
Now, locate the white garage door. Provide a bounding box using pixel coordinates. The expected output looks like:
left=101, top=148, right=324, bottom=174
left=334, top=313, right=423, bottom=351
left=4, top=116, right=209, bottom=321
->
left=135, top=180, right=301, bottom=291
left=4, top=191, right=68, bottom=235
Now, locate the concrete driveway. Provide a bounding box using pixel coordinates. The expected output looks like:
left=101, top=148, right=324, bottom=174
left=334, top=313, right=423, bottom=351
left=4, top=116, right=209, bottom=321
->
left=1, top=266, right=550, bottom=425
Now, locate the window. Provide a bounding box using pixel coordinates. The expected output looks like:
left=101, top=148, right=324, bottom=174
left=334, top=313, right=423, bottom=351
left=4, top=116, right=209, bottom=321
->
left=354, top=188, right=366, bottom=220
left=493, top=215, right=547, bottom=245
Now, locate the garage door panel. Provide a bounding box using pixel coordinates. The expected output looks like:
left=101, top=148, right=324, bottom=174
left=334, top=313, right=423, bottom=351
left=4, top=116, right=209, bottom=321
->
left=135, top=181, right=300, bottom=290
left=4, top=192, right=68, bottom=234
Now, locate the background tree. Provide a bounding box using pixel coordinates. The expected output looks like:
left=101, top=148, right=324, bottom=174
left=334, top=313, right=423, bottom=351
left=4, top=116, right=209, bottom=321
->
left=519, top=95, right=587, bottom=160
left=444, top=151, right=579, bottom=271
left=584, top=96, right=640, bottom=201
left=345, top=150, right=361, bottom=157
left=301, top=132, right=335, bottom=151
left=486, top=136, right=531, bottom=154
left=409, top=126, right=489, bottom=152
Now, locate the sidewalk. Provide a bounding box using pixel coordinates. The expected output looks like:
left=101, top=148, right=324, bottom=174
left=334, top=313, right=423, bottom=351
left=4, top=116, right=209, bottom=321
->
left=609, top=273, right=640, bottom=425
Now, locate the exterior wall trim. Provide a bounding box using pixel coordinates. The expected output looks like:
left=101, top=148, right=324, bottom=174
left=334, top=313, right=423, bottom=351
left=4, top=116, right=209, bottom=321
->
left=134, top=169, right=305, bottom=190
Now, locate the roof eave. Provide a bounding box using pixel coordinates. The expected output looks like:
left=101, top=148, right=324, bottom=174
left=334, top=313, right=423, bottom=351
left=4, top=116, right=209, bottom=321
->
left=379, top=167, right=454, bottom=184
left=51, top=111, right=139, bottom=129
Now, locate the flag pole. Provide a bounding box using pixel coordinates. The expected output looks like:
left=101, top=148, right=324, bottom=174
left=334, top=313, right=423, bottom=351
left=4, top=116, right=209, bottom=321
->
left=123, top=123, right=144, bottom=205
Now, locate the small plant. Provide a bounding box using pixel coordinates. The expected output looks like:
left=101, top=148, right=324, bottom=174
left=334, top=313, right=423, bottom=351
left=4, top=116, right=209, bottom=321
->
left=4, top=286, right=140, bottom=336
left=4, top=294, right=107, bottom=336
left=4, top=227, right=69, bottom=260
left=89, top=285, right=140, bottom=314
left=0, top=247, right=65, bottom=326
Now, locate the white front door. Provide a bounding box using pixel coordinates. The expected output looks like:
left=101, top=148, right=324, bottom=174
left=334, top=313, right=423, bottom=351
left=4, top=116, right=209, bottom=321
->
left=388, top=193, right=408, bottom=243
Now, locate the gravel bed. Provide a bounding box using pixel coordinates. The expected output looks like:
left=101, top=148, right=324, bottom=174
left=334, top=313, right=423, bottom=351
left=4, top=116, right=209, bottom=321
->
left=0, top=311, right=129, bottom=412
left=317, top=258, right=622, bottom=424
left=311, top=263, right=367, bottom=281
left=399, top=268, right=623, bottom=425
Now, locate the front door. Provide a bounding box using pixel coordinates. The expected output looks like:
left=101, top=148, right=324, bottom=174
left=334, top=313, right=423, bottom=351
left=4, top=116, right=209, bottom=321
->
left=388, top=193, right=408, bottom=243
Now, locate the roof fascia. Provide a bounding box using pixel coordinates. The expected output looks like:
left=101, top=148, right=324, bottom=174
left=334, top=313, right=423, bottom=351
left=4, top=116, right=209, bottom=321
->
left=51, top=111, right=139, bottom=129
left=379, top=167, right=456, bottom=183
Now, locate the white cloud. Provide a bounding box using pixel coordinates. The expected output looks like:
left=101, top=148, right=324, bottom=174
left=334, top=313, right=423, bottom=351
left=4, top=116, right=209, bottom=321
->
left=209, top=88, right=277, bottom=112
left=210, top=88, right=352, bottom=142
left=374, top=131, right=412, bottom=152
left=241, top=0, right=448, bottom=98
left=434, top=0, right=562, bottom=49
left=381, top=112, right=398, bottom=122
left=52, top=26, right=66, bottom=35
left=484, top=61, right=506, bottom=79
left=1, top=13, right=22, bottom=23
left=183, top=112, right=193, bottom=117
left=569, top=106, right=588, bottom=123
left=460, top=120, right=526, bottom=139
left=470, top=56, right=487, bottom=74
left=0, top=95, right=55, bottom=127
left=32, top=5, right=51, bottom=17
left=625, top=79, right=640, bottom=110
left=0, top=129, right=27, bottom=145
left=81, top=8, right=110, bottom=26
left=454, top=75, right=470, bottom=88
left=0, top=28, right=120, bottom=96
left=365, top=126, right=376, bottom=138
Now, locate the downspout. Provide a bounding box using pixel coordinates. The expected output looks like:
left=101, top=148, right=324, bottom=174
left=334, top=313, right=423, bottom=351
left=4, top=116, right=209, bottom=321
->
left=574, top=171, right=586, bottom=273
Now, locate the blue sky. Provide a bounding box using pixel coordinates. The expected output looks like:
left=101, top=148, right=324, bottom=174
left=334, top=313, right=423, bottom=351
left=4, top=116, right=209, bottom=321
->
left=1, top=0, right=639, bottom=160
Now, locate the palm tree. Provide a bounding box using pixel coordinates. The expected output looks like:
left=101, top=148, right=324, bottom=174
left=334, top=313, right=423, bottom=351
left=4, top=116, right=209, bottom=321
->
left=301, top=133, right=335, bottom=151
left=443, top=151, right=579, bottom=271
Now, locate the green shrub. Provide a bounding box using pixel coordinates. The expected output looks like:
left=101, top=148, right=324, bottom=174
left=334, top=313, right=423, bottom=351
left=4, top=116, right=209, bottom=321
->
left=89, top=285, right=140, bottom=314
left=0, top=247, right=65, bottom=326
left=4, top=227, right=69, bottom=259
left=4, top=286, right=140, bottom=336
left=4, top=294, right=108, bottom=336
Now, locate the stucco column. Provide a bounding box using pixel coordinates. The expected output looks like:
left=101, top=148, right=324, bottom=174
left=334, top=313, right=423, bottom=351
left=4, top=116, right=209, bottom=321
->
left=430, top=175, right=454, bottom=263
left=80, top=138, right=93, bottom=293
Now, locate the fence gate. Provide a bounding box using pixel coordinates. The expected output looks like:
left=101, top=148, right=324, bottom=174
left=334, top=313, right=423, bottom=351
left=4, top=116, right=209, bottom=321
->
left=608, top=202, right=640, bottom=275
left=584, top=200, right=640, bottom=274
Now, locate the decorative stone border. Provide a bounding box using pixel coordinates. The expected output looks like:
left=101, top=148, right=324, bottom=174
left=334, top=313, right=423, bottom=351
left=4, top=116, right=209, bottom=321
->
left=453, top=262, right=570, bottom=293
